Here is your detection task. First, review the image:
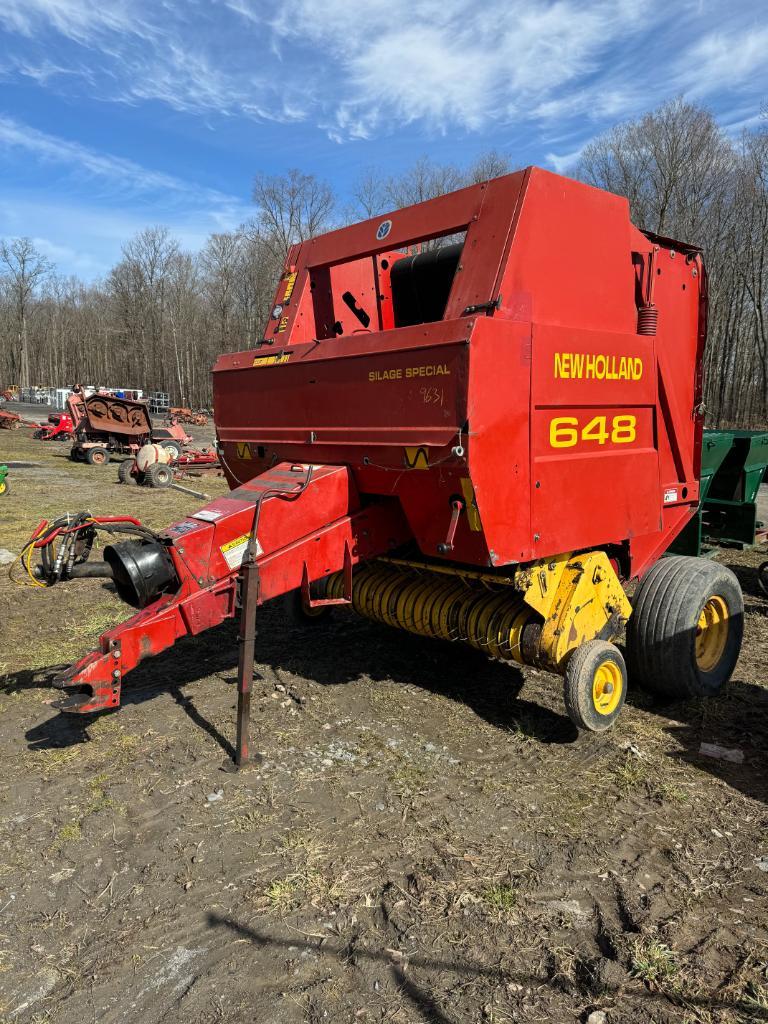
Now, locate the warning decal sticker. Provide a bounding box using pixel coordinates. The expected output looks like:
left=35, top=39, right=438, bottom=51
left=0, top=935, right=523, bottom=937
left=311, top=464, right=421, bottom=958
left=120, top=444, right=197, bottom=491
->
left=220, top=532, right=263, bottom=570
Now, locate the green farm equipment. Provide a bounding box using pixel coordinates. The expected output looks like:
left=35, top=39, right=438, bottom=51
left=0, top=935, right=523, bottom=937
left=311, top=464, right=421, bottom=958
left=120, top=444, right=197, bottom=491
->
left=0, top=464, right=8, bottom=496
left=670, top=429, right=768, bottom=555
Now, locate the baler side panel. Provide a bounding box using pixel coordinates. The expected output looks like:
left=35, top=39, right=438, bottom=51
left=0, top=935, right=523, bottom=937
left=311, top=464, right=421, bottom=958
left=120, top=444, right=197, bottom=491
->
left=215, top=320, right=472, bottom=480
left=466, top=318, right=533, bottom=565
left=529, top=325, right=660, bottom=558
left=498, top=168, right=637, bottom=335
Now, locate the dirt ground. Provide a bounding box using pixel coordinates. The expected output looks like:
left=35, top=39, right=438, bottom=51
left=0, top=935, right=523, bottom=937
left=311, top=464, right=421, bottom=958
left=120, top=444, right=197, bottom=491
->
left=0, top=426, right=767, bottom=1024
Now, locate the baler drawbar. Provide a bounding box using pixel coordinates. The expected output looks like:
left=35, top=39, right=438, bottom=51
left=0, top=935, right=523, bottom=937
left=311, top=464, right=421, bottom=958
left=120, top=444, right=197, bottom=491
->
left=21, top=167, right=744, bottom=762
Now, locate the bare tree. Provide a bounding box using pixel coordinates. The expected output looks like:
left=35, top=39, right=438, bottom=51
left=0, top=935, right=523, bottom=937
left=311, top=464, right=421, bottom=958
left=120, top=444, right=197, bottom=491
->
left=252, top=169, right=335, bottom=262
left=466, top=150, right=512, bottom=184
left=576, top=98, right=766, bottom=427
left=200, top=232, right=243, bottom=350
left=0, top=237, right=50, bottom=387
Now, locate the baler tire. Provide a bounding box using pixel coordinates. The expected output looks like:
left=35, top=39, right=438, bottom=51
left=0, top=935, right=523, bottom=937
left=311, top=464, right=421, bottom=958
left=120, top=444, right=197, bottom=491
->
left=758, top=561, right=768, bottom=599
left=627, top=556, right=743, bottom=699
left=117, top=460, right=136, bottom=485
left=86, top=446, right=110, bottom=466
left=146, top=463, right=173, bottom=488
left=282, top=588, right=329, bottom=626
left=0, top=479, right=9, bottom=496
left=564, top=639, right=627, bottom=732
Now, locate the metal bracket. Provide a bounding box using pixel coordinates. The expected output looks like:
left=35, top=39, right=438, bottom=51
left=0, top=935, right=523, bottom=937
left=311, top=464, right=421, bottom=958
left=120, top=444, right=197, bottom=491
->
left=461, top=296, right=501, bottom=317
left=301, top=540, right=353, bottom=608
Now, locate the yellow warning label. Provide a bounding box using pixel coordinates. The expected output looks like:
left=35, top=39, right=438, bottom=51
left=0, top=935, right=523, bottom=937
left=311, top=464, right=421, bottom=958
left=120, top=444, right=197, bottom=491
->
left=404, top=446, right=429, bottom=470
left=460, top=477, right=482, bottom=531
left=220, top=532, right=263, bottom=570
left=235, top=442, right=252, bottom=459
left=253, top=351, right=291, bottom=367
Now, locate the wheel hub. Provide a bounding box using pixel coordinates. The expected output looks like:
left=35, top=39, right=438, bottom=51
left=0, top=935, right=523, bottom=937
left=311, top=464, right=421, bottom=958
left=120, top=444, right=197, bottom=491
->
left=592, top=659, right=622, bottom=715
left=695, top=595, right=729, bottom=672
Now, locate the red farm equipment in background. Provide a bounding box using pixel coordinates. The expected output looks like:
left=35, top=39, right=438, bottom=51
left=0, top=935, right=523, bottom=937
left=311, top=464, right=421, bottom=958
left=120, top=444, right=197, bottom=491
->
left=69, top=393, right=191, bottom=465
left=33, top=410, right=78, bottom=441
left=22, top=167, right=744, bottom=764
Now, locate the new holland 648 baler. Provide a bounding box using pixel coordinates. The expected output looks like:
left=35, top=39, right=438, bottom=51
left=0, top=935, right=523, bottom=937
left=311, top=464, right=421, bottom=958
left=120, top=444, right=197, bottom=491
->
left=25, top=168, right=743, bottom=761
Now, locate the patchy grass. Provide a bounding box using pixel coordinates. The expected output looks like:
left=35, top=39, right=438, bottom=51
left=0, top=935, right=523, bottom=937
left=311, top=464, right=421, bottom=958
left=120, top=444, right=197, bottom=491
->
left=54, top=821, right=82, bottom=846
left=631, top=937, right=680, bottom=987
left=483, top=882, right=519, bottom=912
left=263, top=876, right=304, bottom=913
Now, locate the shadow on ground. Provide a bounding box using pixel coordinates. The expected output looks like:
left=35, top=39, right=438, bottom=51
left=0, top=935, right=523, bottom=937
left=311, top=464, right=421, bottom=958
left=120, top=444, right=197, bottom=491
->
left=16, top=605, right=577, bottom=755
left=206, top=913, right=768, bottom=1024
left=12, top=600, right=768, bottom=805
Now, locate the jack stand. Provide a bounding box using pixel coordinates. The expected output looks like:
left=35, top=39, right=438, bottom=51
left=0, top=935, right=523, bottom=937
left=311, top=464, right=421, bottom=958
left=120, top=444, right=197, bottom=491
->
left=223, top=557, right=260, bottom=771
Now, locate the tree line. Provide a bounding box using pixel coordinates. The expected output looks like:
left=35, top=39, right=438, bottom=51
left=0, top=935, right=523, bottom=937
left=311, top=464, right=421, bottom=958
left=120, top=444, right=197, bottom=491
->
left=0, top=98, right=766, bottom=425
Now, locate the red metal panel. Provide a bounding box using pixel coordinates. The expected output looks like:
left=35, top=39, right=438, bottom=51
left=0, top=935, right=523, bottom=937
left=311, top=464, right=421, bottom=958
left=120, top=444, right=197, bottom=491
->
left=215, top=319, right=471, bottom=456
left=498, top=168, right=637, bottom=335
left=466, top=317, right=532, bottom=565
left=528, top=323, right=660, bottom=559
left=53, top=464, right=411, bottom=711
left=257, top=172, right=527, bottom=347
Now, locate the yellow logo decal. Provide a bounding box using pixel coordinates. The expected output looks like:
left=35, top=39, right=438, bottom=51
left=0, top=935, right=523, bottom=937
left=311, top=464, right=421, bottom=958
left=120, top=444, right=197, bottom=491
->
left=282, top=272, right=297, bottom=303
left=554, top=352, right=643, bottom=381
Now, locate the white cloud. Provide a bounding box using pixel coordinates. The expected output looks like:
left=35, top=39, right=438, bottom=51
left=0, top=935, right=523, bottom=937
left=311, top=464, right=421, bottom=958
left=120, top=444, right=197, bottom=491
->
left=0, top=115, right=253, bottom=279
left=0, top=0, right=765, bottom=142
left=682, top=25, right=768, bottom=93
left=0, top=114, right=243, bottom=209
left=273, top=0, right=648, bottom=136
left=545, top=147, right=586, bottom=175
left=0, top=194, right=251, bottom=280
left=0, top=0, right=154, bottom=45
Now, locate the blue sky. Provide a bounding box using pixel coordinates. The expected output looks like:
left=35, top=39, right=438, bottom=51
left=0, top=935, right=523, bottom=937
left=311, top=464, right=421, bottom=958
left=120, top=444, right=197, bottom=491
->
left=0, top=0, right=766, bottom=280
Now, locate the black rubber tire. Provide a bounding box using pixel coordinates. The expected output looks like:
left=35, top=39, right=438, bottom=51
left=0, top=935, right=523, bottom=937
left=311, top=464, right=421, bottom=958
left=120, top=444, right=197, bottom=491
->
left=71, top=446, right=84, bottom=462
left=0, top=478, right=9, bottom=496
left=564, top=639, right=627, bottom=732
left=157, top=440, right=181, bottom=460
left=758, top=561, right=768, bottom=599
left=146, top=463, right=173, bottom=488
left=282, top=588, right=330, bottom=626
left=86, top=446, right=110, bottom=466
left=627, top=555, right=743, bottom=699
left=117, top=460, right=136, bottom=484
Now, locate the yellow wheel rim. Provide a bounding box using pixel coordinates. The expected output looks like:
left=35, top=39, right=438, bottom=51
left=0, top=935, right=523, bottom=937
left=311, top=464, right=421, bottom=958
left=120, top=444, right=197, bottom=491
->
left=695, top=595, right=729, bottom=672
left=592, top=659, right=623, bottom=715
left=0, top=480, right=6, bottom=494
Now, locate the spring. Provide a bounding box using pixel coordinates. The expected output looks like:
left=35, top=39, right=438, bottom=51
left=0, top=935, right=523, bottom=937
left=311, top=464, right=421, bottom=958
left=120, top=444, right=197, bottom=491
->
left=326, top=562, right=537, bottom=665
left=637, top=304, right=658, bottom=336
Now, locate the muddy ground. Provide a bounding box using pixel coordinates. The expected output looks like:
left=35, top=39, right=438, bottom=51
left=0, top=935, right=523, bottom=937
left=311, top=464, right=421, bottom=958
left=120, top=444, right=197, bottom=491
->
left=0, top=427, right=767, bottom=1024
